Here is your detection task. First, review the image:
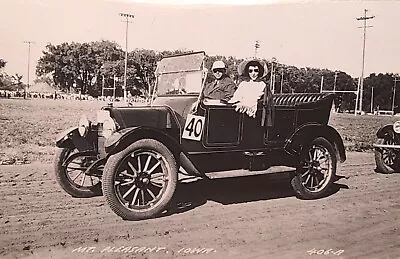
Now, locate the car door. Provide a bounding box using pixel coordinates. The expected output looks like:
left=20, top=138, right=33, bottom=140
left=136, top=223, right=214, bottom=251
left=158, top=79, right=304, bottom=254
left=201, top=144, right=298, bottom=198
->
left=201, top=102, right=243, bottom=148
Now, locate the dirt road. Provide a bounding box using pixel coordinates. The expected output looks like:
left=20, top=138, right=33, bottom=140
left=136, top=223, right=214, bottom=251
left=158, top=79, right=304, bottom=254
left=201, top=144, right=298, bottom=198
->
left=1, top=151, right=399, bottom=259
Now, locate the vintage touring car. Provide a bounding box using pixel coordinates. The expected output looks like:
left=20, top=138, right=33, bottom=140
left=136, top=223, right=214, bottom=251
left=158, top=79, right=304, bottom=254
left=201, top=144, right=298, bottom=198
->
left=374, top=121, right=400, bottom=173
left=54, top=51, right=346, bottom=220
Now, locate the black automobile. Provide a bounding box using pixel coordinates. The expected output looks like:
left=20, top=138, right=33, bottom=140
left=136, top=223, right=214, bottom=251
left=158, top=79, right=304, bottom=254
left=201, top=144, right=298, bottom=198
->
left=55, top=51, right=346, bottom=220
left=374, top=120, right=400, bottom=173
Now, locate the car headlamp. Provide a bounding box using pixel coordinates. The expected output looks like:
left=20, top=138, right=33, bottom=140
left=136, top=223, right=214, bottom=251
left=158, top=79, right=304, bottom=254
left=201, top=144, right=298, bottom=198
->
left=393, top=121, right=400, bottom=134
left=102, top=118, right=116, bottom=138
left=78, top=115, right=90, bottom=137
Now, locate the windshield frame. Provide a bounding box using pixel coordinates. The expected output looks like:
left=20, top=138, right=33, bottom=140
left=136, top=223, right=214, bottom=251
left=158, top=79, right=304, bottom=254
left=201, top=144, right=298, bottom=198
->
left=151, top=51, right=207, bottom=100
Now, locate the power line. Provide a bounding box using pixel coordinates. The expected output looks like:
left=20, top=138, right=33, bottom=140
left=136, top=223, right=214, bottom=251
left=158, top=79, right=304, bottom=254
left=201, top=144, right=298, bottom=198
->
left=356, top=9, right=375, bottom=113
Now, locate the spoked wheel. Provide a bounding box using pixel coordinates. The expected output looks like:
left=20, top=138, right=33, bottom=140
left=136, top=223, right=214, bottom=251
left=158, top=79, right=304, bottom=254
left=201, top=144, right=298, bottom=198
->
left=54, top=148, right=102, bottom=198
left=102, top=139, right=178, bottom=220
left=375, top=134, right=400, bottom=174
left=291, top=137, right=337, bottom=199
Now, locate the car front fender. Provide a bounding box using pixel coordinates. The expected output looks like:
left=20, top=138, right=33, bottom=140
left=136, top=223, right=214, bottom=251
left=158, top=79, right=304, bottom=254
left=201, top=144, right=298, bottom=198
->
left=285, top=124, right=346, bottom=163
left=104, top=127, right=207, bottom=178
left=376, top=124, right=395, bottom=138
left=55, top=126, right=78, bottom=148
left=55, top=126, right=94, bottom=151
left=104, top=127, right=180, bottom=156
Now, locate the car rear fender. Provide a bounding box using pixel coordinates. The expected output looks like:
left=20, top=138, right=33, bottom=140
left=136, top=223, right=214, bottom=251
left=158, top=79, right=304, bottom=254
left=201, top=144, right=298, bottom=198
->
left=285, top=124, right=346, bottom=163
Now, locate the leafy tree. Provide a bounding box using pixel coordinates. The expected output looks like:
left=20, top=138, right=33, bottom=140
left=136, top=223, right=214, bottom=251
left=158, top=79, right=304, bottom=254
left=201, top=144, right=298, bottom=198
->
left=33, top=74, right=54, bottom=86
left=131, top=49, right=158, bottom=96
left=0, top=58, right=6, bottom=69
left=364, top=73, right=399, bottom=112
left=36, top=41, right=125, bottom=96
left=34, top=39, right=397, bottom=112
left=0, top=58, right=7, bottom=89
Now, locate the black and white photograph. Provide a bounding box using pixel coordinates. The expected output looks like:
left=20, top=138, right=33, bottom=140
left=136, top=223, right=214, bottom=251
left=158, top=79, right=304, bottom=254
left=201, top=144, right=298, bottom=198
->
left=0, top=0, right=399, bottom=258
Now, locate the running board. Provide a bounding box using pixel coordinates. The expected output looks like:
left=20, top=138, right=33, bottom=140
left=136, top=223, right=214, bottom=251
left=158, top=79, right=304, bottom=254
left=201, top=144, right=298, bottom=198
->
left=205, top=166, right=295, bottom=179
left=373, top=143, right=400, bottom=149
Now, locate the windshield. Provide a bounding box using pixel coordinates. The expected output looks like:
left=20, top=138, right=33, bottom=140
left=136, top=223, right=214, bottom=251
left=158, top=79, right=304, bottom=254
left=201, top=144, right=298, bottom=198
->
left=154, top=52, right=206, bottom=96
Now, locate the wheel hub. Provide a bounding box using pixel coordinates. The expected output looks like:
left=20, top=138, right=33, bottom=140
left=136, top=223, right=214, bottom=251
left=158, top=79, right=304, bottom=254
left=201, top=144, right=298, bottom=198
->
left=135, top=172, right=150, bottom=188
left=308, top=160, right=321, bottom=175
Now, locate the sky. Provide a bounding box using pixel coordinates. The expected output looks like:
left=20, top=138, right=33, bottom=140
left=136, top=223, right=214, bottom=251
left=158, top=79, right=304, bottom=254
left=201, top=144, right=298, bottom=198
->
left=0, top=0, right=399, bottom=84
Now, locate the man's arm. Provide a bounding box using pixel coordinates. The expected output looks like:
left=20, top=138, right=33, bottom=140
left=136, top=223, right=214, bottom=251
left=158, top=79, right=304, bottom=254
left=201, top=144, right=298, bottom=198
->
left=220, top=78, right=237, bottom=102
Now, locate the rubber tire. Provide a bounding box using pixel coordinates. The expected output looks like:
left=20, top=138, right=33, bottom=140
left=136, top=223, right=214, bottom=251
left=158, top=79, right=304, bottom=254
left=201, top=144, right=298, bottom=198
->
left=290, top=137, right=337, bottom=200
left=102, top=139, right=178, bottom=220
left=375, top=138, right=397, bottom=174
left=54, top=148, right=102, bottom=198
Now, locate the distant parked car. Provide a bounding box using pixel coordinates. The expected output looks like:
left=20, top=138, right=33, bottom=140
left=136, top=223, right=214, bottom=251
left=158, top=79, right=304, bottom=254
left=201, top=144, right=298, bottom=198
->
left=54, top=51, right=346, bottom=220
left=374, top=121, right=400, bottom=173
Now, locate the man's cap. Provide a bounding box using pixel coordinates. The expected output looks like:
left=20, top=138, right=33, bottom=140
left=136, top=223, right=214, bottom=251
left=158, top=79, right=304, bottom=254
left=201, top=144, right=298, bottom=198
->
left=212, top=60, right=226, bottom=70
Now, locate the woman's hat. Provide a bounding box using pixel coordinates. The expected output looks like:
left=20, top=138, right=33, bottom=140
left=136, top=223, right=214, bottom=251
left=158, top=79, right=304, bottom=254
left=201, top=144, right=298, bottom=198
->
left=237, top=59, right=269, bottom=78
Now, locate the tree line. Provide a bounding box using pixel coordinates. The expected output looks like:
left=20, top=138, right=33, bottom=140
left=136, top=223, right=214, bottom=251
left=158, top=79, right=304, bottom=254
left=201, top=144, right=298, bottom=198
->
left=0, top=58, right=25, bottom=91
left=1, top=40, right=399, bottom=112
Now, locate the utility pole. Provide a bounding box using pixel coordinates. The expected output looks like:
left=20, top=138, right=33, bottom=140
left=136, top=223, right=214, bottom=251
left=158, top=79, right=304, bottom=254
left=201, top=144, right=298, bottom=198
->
left=254, top=40, right=260, bottom=58
left=23, top=41, right=35, bottom=99
left=356, top=9, right=375, bottom=113
left=370, top=86, right=374, bottom=114
left=280, top=72, right=284, bottom=93
left=320, top=75, right=324, bottom=93
left=270, top=57, right=277, bottom=94
left=333, top=71, right=339, bottom=92
left=119, top=12, right=134, bottom=101
left=393, top=75, right=399, bottom=114
left=355, top=77, right=360, bottom=116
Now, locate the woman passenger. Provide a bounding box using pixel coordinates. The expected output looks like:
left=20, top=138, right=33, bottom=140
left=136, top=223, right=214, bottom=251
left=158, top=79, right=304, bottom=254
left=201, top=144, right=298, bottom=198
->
left=228, top=59, right=273, bottom=123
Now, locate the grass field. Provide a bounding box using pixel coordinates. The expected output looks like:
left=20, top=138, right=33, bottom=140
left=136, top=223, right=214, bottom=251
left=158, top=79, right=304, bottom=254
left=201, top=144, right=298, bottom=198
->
left=0, top=98, right=397, bottom=164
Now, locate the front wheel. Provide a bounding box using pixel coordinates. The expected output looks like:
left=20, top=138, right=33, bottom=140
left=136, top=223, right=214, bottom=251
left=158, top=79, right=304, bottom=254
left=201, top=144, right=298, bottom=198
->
left=54, top=148, right=102, bottom=198
left=102, top=139, right=178, bottom=220
left=374, top=136, right=399, bottom=174
left=291, top=137, right=337, bottom=199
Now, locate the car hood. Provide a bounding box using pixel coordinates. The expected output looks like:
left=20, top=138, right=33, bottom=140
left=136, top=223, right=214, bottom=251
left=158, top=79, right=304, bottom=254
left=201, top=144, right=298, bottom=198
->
left=107, top=95, right=197, bottom=130
left=152, top=95, right=198, bottom=118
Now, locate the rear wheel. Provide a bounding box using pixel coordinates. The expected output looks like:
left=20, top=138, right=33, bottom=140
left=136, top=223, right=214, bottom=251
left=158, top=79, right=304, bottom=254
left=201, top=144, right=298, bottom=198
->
left=291, top=137, right=337, bottom=199
left=375, top=134, right=399, bottom=174
left=102, top=139, right=178, bottom=220
left=54, top=148, right=102, bottom=198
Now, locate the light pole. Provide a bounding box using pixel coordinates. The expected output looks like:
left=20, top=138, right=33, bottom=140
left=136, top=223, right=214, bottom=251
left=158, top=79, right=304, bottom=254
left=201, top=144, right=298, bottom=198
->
left=119, top=12, right=134, bottom=101
left=23, top=41, right=35, bottom=99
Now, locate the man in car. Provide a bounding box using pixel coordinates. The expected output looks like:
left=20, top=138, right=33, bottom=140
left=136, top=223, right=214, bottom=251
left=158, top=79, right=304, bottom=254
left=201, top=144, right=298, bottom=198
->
left=200, top=60, right=236, bottom=102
